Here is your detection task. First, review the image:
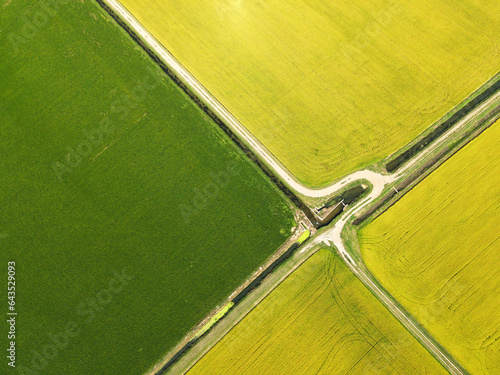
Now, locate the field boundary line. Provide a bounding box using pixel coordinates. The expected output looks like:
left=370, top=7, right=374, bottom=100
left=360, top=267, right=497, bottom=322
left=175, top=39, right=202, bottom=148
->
left=95, top=0, right=322, bottom=227
left=317, top=98, right=500, bottom=375
left=95, top=0, right=500, bottom=200
left=99, top=0, right=334, bottom=197
left=305, top=95, right=500, bottom=374
left=138, top=217, right=307, bottom=375
left=158, top=242, right=324, bottom=375
left=354, top=99, right=500, bottom=227
left=349, top=263, right=469, bottom=375
left=93, top=0, right=426, bottom=199
left=385, top=72, right=500, bottom=173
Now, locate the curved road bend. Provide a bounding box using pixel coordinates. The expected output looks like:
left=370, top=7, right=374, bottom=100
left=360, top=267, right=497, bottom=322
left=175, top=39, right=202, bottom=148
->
left=104, top=0, right=499, bottom=200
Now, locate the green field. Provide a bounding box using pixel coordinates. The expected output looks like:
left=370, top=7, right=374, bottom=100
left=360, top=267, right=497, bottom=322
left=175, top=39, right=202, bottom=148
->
left=118, top=0, right=500, bottom=186
left=359, top=121, right=500, bottom=374
left=188, top=249, right=446, bottom=374
left=0, top=1, right=294, bottom=374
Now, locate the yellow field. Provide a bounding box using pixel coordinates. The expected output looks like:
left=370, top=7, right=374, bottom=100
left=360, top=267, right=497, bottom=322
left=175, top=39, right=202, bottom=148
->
left=359, top=121, right=500, bottom=374
left=188, top=249, right=446, bottom=375
left=118, top=0, right=500, bottom=186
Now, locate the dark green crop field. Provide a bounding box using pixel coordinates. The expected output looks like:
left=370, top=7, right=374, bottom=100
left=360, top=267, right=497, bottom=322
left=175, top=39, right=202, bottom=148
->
left=0, top=1, right=294, bottom=374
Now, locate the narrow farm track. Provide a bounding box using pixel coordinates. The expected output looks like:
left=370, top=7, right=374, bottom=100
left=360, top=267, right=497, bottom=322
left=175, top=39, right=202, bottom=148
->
left=100, top=0, right=500, bottom=199
left=351, top=267, right=467, bottom=375
left=98, top=2, right=499, bottom=374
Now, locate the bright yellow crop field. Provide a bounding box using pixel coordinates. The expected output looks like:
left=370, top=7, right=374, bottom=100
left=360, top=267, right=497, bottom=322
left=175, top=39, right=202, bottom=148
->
left=359, top=121, right=500, bottom=374
left=118, top=0, right=500, bottom=186
left=187, top=249, right=446, bottom=375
